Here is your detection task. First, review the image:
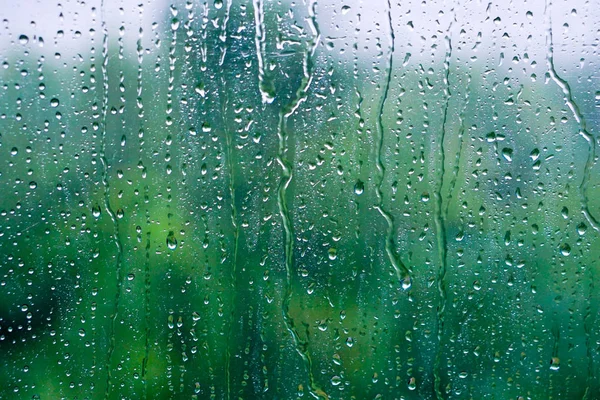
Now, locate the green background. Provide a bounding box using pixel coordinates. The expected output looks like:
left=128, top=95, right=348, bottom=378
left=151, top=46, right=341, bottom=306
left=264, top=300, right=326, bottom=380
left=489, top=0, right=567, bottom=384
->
left=1, top=0, right=599, bottom=398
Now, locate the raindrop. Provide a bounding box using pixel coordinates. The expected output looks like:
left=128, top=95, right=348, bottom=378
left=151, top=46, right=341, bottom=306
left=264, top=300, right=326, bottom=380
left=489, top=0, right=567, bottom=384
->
left=354, top=180, right=364, bottom=195
left=408, top=377, right=416, bottom=391
left=167, top=231, right=178, bottom=250
left=92, top=206, right=101, bottom=218
left=559, top=243, right=571, bottom=256
left=328, top=248, right=337, bottom=260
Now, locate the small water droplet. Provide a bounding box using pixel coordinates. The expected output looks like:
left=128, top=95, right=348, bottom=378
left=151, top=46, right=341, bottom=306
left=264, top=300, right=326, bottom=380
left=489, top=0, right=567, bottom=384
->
left=401, top=275, right=411, bottom=290
left=407, top=377, right=416, bottom=391
left=50, top=98, right=59, bottom=107
left=559, top=243, right=571, bottom=256
left=92, top=206, right=101, bottom=218
left=167, top=231, right=178, bottom=250
left=19, top=35, right=29, bottom=44
left=328, top=248, right=337, bottom=260
left=354, top=180, right=364, bottom=195
left=550, top=357, right=560, bottom=370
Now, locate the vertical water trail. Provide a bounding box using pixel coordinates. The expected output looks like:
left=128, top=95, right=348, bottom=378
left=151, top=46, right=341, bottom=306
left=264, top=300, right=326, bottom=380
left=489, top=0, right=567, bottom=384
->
left=252, top=0, right=273, bottom=103
left=221, top=75, right=239, bottom=400
left=544, top=3, right=597, bottom=397
left=545, top=0, right=598, bottom=232
left=100, top=2, right=125, bottom=398
left=219, top=0, right=233, bottom=66
left=134, top=10, right=152, bottom=398
left=216, top=5, right=237, bottom=397
left=432, top=8, right=454, bottom=400
left=443, top=72, right=470, bottom=218
left=276, top=2, right=326, bottom=398
left=373, top=0, right=411, bottom=289
left=167, top=6, right=178, bottom=394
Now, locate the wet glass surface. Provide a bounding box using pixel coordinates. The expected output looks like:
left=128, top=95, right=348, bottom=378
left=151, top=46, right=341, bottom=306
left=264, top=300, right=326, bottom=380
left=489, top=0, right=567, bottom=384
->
left=1, top=0, right=599, bottom=398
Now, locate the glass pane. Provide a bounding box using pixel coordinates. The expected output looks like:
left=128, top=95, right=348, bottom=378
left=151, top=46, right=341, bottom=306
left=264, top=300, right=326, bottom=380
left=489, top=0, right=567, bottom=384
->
left=1, top=0, right=598, bottom=398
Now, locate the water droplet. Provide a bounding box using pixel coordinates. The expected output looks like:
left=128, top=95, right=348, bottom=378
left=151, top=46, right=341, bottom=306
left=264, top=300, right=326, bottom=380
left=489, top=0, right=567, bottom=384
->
left=29, top=181, right=37, bottom=189
left=354, top=180, right=364, bottom=195
left=167, top=231, right=178, bottom=250
left=407, top=377, right=416, bottom=391
left=92, top=206, right=101, bottom=218
left=328, top=247, right=337, bottom=260
left=19, top=35, right=29, bottom=44
left=50, top=98, right=59, bottom=107
left=330, top=376, right=342, bottom=386
left=559, top=243, right=571, bottom=256
left=502, top=147, right=513, bottom=162
left=550, top=357, right=560, bottom=370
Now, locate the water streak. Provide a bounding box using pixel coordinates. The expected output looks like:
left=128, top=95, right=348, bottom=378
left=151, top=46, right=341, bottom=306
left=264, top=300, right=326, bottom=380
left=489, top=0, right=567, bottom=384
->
left=544, top=3, right=598, bottom=397
left=433, top=8, right=455, bottom=399
left=373, top=0, right=411, bottom=289
left=221, top=76, right=239, bottom=400
left=219, top=0, right=233, bottom=66
left=252, top=0, right=273, bottom=103
left=277, top=2, right=327, bottom=398
left=544, top=0, right=598, bottom=233
left=101, top=2, right=125, bottom=398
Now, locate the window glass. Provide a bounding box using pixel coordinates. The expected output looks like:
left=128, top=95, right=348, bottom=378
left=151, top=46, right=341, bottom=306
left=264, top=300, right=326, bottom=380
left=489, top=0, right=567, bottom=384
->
left=1, top=0, right=598, bottom=398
